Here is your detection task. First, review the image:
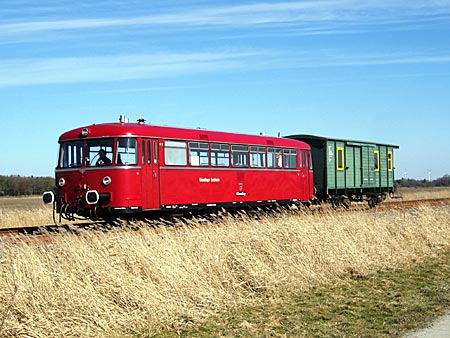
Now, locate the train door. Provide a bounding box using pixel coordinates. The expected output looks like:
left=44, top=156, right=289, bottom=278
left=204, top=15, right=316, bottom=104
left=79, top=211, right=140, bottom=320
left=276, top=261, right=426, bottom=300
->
left=360, top=146, right=375, bottom=187
left=346, top=146, right=362, bottom=188
left=299, top=149, right=311, bottom=200
left=141, top=139, right=160, bottom=209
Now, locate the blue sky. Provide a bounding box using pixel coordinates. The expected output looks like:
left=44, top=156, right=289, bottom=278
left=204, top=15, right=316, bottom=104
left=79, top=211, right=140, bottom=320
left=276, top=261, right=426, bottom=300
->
left=0, top=0, right=449, bottom=179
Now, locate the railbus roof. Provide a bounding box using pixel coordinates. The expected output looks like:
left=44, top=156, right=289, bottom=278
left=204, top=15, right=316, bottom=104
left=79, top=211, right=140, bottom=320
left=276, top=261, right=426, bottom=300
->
left=59, top=122, right=310, bottom=149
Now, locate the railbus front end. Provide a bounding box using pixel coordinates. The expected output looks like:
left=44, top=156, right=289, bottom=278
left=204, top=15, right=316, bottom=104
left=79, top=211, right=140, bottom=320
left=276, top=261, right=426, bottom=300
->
left=43, top=135, right=150, bottom=221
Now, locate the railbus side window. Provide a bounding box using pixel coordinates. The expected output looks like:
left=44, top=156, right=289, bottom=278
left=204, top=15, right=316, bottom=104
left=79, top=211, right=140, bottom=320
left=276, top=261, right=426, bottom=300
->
left=164, top=140, right=187, bottom=166
left=268, top=147, right=282, bottom=168
left=211, top=143, right=230, bottom=166
left=250, top=146, right=266, bottom=167
left=116, top=138, right=137, bottom=165
left=60, top=141, right=83, bottom=168
left=189, top=141, right=209, bottom=166
left=283, top=148, right=297, bottom=169
left=232, top=145, right=248, bottom=167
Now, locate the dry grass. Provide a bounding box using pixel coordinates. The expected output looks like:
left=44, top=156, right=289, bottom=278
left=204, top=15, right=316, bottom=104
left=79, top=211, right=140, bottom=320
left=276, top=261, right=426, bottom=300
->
left=0, top=196, right=53, bottom=228
left=1, top=205, right=449, bottom=338
left=396, top=186, right=450, bottom=201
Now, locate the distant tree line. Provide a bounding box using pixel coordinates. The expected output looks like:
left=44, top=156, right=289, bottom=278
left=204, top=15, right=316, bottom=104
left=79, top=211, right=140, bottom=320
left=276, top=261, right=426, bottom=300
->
left=0, top=175, right=54, bottom=196
left=1, top=173, right=448, bottom=196
left=396, top=175, right=450, bottom=188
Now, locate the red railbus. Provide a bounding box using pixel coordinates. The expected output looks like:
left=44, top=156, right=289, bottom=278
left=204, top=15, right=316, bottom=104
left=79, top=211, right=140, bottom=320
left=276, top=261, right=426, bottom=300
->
left=43, top=117, right=314, bottom=220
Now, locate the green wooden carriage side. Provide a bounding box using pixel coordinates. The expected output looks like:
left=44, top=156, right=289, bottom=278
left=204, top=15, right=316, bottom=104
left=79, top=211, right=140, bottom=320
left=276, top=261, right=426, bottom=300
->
left=286, top=135, right=399, bottom=202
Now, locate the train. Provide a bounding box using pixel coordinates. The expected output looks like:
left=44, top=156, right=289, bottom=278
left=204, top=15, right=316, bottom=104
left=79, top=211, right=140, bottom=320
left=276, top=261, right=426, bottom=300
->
left=42, top=116, right=398, bottom=221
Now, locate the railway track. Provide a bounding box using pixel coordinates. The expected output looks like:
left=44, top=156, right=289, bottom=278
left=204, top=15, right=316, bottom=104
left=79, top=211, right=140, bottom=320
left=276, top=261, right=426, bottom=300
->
left=1, top=197, right=450, bottom=238
left=0, top=221, right=108, bottom=237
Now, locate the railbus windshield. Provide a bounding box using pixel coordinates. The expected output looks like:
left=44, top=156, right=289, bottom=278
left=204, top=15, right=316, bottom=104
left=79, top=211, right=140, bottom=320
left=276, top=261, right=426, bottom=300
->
left=60, top=141, right=84, bottom=168
left=86, top=138, right=114, bottom=166
left=58, top=137, right=137, bottom=168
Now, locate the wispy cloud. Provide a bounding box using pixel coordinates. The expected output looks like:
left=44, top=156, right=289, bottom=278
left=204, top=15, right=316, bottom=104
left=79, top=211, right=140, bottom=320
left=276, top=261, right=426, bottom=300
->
left=0, top=50, right=266, bottom=87
left=1, top=0, right=449, bottom=36
left=290, top=50, right=450, bottom=68
left=2, top=49, right=450, bottom=87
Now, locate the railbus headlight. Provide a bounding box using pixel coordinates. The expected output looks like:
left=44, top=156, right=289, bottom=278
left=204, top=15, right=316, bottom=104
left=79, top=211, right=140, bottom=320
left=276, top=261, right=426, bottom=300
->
left=86, top=190, right=99, bottom=205
left=42, top=191, right=54, bottom=204
left=102, top=176, right=112, bottom=186
left=58, top=178, right=65, bottom=187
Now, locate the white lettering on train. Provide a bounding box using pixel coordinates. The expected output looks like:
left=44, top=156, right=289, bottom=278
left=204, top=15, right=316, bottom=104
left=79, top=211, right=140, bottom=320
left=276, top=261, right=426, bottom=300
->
left=199, top=177, right=221, bottom=183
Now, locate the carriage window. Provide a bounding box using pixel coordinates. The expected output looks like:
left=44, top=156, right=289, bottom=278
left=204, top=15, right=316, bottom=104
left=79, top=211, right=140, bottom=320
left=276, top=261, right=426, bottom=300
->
left=284, top=148, right=297, bottom=169
left=337, top=147, right=344, bottom=171
left=86, top=138, right=114, bottom=166
left=59, top=141, right=83, bottom=168
left=268, top=147, right=282, bottom=168
left=232, top=145, right=248, bottom=167
left=388, top=151, right=393, bottom=172
left=164, top=140, right=187, bottom=166
left=211, top=143, right=230, bottom=166
left=116, top=138, right=137, bottom=165
left=374, top=150, right=380, bottom=171
left=250, top=146, right=266, bottom=167
left=189, top=141, right=209, bottom=166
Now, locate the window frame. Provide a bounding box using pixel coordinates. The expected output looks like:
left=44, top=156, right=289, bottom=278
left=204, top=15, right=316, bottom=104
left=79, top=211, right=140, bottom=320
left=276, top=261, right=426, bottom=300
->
left=59, top=140, right=84, bottom=168
left=115, top=137, right=137, bottom=166
left=283, top=148, right=297, bottom=169
left=336, top=147, right=345, bottom=171
left=250, top=146, right=266, bottom=168
left=164, top=140, right=187, bottom=166
left=189, top=141, right=209, bottom=167
left=388, top=151, right=393, bottom=172
left=86, top=138, right=115, bottom=167
left=231, top=144, right=249, bottom=167
left=374, top=150, right=380, bottom=172
left=268, top=147, right=283, bottom=168
left=210, top=142, right=230, bottom=167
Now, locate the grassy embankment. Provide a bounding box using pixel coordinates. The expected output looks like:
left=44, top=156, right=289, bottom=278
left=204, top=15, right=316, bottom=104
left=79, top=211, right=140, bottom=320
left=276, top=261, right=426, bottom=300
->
left=1, top=198, right=449, bottom=337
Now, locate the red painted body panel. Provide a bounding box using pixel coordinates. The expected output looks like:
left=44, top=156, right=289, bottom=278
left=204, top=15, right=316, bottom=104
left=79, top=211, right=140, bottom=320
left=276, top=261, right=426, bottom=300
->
left=159, top=168, right=306, bottom=206
left=55, top=122, right=314, bottom=217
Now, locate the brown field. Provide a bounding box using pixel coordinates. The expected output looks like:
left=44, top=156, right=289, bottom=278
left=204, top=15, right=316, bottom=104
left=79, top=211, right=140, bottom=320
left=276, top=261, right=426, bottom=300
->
left=0, top=196, right=54, bottom=228
left=1, top=201, right=449, bottom=337
left=396, top=186, right=450, bottom=201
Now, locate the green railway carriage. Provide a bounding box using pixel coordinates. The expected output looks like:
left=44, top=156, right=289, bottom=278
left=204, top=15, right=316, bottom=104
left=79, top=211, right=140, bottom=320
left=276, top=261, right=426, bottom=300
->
left=287, top=135, right=399, bottom=207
